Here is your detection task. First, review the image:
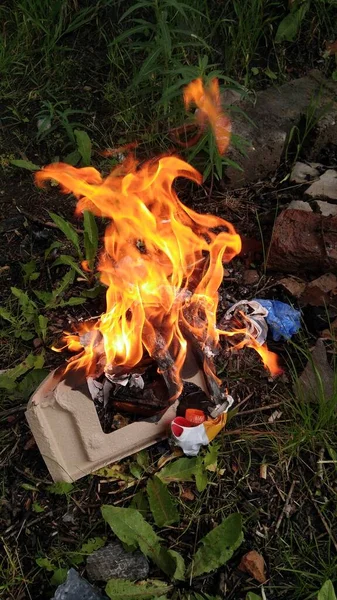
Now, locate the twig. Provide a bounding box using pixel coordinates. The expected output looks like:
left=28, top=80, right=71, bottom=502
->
left=236, top=401, right=282, bottom=417
left=16, top=206, right=84, bottom=233
left=0, top=404, right=26, bottom=419
left=275, top=480, right=297, bottom=531
left=306, top=484, right=337, bottom=552
left=317, top=446, right=324, bottom=480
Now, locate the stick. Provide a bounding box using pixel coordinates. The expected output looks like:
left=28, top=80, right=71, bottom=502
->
left=275, top=480, right=297, bottom=531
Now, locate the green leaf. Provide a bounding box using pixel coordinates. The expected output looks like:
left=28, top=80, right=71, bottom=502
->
left=195, top=457, right=208, bottom=492
left=74, top=130, right=92, bottom=166
left=49, top=212, right=82, bottom=258
left=95, top=465, right=133, bottom=482
left=168, top=549, right=185, bottom=581
left=64, top=149, right=81, bottom=166
left=327, top=446, right=337, bottom=472
left=0, top=307, right=14, bottom=323
left=130, top=490, right=149, bottom=517
left=246, top=594, right=262, bottom=600
left=204, top=443, right=219, bottom=469
left=264, top=67, right=277, bottom=80
left=10, top=159, right=40, bottom=171
left=33, top=290, right=53, bottom=305
left=32, top=502, right=45, bottom=513
left=21, top=483, right=39, bottom=491
left=50, top=568, right=68, bottom=586
left=332, top=70, right=337, bottom=82
left=147, top=476, right=180, bottom=527
left=70, top=536, right=107, bottom=565
left=47, top=481, right=74, bottom=495
left=136, top=450, right=149, bottom=471
left=189, top=513, right=243, bottom=578
left=36, top=314, right=48, bottom=341
left=17, top=369, right=49, bottom=399
left=83, top=210, right=98, bottom=246
left=80, top=537, right=106, bottom=555
left=275, top=2, right=310, bottom=43
left=52, top=255, right=87, bottom=279
left=158, top=457, right=198, bottom=483
left=105, top=579, right=170, bottom=600
left=50, top=269, right=75, bottom=304
left=318, top=580, right=337, bottom=600
left=36, top=557, right=55, bottom=571
left=62, top=297, right=86, bottom=306
left=130, top=463, right=144, bottom=479
left=101, top=506, right=176, bottom=576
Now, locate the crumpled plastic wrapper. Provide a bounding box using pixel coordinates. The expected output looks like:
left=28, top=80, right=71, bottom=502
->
left=223, top=300, right=269, bottom=345
left=171, top=395, right=234, bottom=456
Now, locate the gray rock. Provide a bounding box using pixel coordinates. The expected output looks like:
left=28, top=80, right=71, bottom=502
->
left=53, top=569, right=107, bottom=600
left=305, top=169, right=337, bottom=201
left=288, top=200, right=312, bottom=212
left=86, top=542, right=149, bottom=582
left=225, top=71, right=337, bottom=188
left=316, top=200, right=337, bottom=217
left=295, top=339, right=335, bottom=402
left=290, top=162, right=320, bottom=184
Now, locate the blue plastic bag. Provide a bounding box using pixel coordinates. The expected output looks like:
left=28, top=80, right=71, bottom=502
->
left=254, top=299, right=301, bottom=342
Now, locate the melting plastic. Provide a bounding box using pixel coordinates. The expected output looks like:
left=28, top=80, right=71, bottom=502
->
left=254, top=299, right=301, bottom=341
left=171, top=395, right=234, bottom=456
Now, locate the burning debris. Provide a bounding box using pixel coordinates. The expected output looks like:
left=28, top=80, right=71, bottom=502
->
left=26, top=79, right=285, bottom=480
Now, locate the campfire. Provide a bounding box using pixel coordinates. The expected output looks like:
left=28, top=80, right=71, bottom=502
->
left=27, top=79, right=281, bottom=481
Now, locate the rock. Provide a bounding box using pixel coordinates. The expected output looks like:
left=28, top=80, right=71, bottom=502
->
left=306, top=108, right=337, bottom=161
left=316, top=201, right=337, bottom=216
left=86, top=542, right=149, bottom=582
left=238, top=550, right=267, bottom=584
left=288, top=200, right=312, bottom=212
left=290, top=162, right=320, bottom=184
left=225, top=71, right=337, bottom=188
left=267, top=209, right=337, bottom=273
left=305, top=170, right=337, bottom=201
left=53, top=569, right=107, bottom=600
left=279, top=277, right=306, bottom=298
left=295, top=339, right=335, bottom=402
left=242, top=269, right=259, bottom=285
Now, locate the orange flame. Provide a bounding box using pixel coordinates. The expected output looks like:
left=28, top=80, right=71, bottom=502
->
left=184, top=78, right=231, bottom=155
left=36, top=78, right=281, bottom=391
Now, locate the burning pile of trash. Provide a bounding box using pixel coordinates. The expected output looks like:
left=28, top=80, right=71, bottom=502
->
left=27, top=79, right=300, bottom=479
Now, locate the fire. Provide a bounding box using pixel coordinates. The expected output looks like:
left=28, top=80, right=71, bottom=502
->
left=36, top=78, right=281, bottom=394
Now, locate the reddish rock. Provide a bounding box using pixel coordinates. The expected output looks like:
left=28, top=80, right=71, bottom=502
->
left=267, top=209, right=337, bottom=273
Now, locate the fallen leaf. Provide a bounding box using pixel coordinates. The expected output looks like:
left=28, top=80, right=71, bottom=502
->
left=24, top=437, right=36, bottom=451
left=279, top=277, right=306, bottom=298
left=326, top=40, right=337, bottom=55
left=180, top=488, right=195, bottom=501
left=239, top=550, right=267, bottom=584
left=157, top=448, right=183, bottom=469
left=300, top=274, right=337, bottom=307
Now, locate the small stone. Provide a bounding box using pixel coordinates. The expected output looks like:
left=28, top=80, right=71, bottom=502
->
left=305, top=169, right=337, bottom=201
left=84, top=86, right=92, bottom=92
left=242, top=270, right=259, bottom=285
left=288, top=200, right=312, bottom=212
left=86, top=542, right=149, bottom=582
left=290, top=162, right=320, bottom=184
left=316, top=201, right=337, bottom=217
left=33, top=338, right=43, bottom=349
left=53, top=569, right=107, bottom=600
